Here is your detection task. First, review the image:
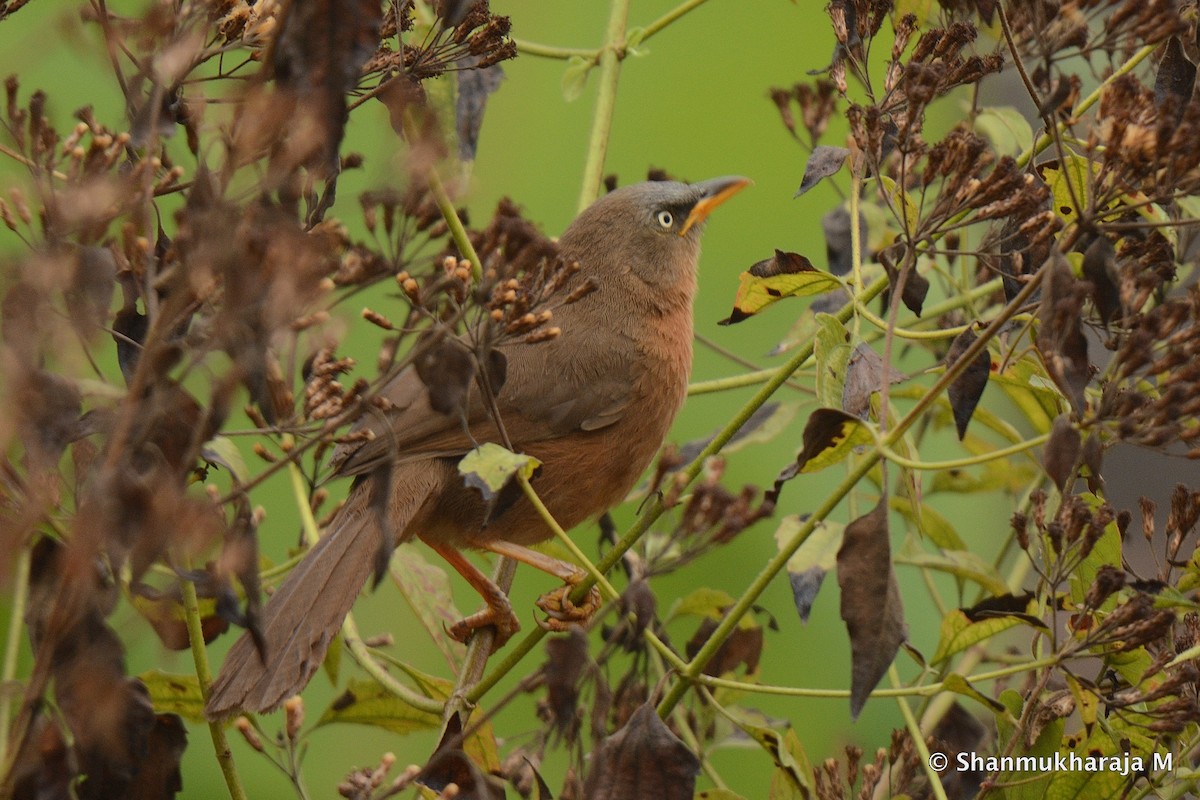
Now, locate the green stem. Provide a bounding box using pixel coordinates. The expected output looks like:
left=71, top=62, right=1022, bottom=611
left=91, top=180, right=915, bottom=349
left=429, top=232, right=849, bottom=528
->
left=0, top=545, right=31, bottom=768
left=577, top=0, right=631, bottom=212
left=182, top=572, right=248, bottom=800
left=400, top=109, right=483, bottom=281
left=517, top=474, right=620, bottom=600
left=640, top=0, right=716, bottom=41
left=890, top=664, right=950, bottom=800
left=879, top=432, right=1049, bottom=470
left=512, top=39, right=596, bottom=60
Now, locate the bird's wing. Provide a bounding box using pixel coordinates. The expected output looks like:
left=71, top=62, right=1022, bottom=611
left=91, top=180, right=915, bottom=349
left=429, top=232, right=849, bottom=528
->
left=330, top=329, right=635, bottom=477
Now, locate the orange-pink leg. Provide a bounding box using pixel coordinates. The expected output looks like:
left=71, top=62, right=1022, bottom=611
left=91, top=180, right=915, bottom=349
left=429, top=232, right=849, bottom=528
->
left=420, top=535, right=521, bottom=648
left=474, top=539, right=603, bottom=632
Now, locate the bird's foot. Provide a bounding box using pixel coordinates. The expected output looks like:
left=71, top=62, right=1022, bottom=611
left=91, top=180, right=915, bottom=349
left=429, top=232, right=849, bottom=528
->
left=535, top=573, right=602, bottom=632
left=448, top=594, right=521, bottom=650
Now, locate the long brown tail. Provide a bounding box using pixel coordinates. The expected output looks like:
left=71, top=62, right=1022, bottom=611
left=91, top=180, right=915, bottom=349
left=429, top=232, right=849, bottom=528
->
left=206, top=477, right=384, bottom=718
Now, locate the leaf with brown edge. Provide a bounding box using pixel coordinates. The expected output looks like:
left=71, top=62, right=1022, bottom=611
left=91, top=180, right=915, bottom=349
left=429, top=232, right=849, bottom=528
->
left=1036, top=251, right=1090, bottom=414
left=945, top=327, right=991, bottom=440
left=774, top=515, right=842, bottom=623
left=582, top=703, right=699, bottom=800
left=837, top=498, right=906, bottom=719
left=1044, top=413, right=1081, bottom=492
left=795, top=408, right=875, bottom=474
left=718, top=250, right=841, bottom=325
left=456, top=60, right=505, bottom=161
left=458, top=443, right=541, bottom=503
left=794, top=145, right=850, bottom=197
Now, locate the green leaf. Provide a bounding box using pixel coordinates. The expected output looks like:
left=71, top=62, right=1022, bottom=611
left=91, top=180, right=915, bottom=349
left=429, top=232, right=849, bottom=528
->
left=317, top=678, right=441, bottom=735
left=931, top=609, right=1023, bottom=664
left=975, top=105, right=1033, bottom=157
left=668, top=588, right=758, bottom=629
left=1067, top=493, right=1121, bottom=607
left=889, top=497, right=966, bottom=550
left=201, top=435, right=248, bottom=483
left=942, top=673, right=1005, bottom=712
left=139, top=670, right=206, bottom=723
left=1038, top=153, right=1094, bottom=224
left=561, top=55, right=593, bottom=102
left=716, top=707, right=814, bottom=799
left=458, top=443, right=540, bottom=502
left=894, top=549, right=1009, bottom=595
left=814, top=314, right=853, bottom=408
left=877, top=175, right=920, bottom=236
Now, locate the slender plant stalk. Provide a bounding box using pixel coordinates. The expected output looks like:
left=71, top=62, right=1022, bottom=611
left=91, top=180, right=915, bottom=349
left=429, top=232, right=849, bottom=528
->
left=181, top=572, right=248, bottom=800
left=0, top=545, right=31, bottom=769
left=576, top=0, right=631, bottom=211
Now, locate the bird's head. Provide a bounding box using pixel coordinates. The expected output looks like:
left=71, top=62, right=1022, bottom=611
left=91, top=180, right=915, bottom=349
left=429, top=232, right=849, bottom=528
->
left=559, top=176, right=750, bottom=290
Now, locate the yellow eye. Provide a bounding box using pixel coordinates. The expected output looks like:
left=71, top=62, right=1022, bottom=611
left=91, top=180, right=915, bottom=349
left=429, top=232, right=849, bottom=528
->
left=656, top=210, right=674, bottom=228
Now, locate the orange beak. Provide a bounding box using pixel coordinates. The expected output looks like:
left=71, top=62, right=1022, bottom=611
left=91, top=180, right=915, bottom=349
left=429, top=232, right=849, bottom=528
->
left=679, top=176, right=752, bottom=236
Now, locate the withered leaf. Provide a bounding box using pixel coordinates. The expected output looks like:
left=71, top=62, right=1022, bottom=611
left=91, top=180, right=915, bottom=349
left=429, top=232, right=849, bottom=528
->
left=1043, top=414, right=1081, bottom=492
left=718, top=250, right=840, bottom=325
left=1, top=281, right=44, bottom=366
left=438, top=0, right=476, bottom=26
left=267, top=0, right=383, bottom=177
left=822, top=206, right=867, bottom=277
left=67, top=246, right=116, bottom=336
left=794, top=145, right=850, bottom=197
left=879, top=243, right=929, bottom=316
left=1081, top=236, right=1120, bottom=327
left=842, top=343, right=906, bottom=419
left=129, top=714, right=187, bottom=800
left=1037, top=251, right=1090, bottom=414
left=945, top=327, right=991, bottom=440
left=582, top=704, right=699, bottom=800
left=544, top=628, right=591, bottom=739
left=456, top=60, right=505, bottom=161
left=1082, top=433, right=1104, bottom=495
left=415, top=335, right=476, bottom=415
left=961, top=592, right=1042, bottom=625
left=685, top=617, right=764, bottom=676
left=1155, top=36, right=1196, bottom=120
left=420, top=713, right=506, bottom=800
left=837, top=498, right=906, bottom=719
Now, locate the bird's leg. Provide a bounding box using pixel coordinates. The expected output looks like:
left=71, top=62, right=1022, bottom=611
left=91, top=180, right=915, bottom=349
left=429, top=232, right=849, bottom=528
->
left=474, top=539, right=603, bottom=632
left=420, top=536, right=521, bottom=648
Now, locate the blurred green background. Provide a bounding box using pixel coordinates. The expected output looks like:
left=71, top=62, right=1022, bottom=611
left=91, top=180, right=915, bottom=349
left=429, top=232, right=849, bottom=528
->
left=0, top=1, right=1012, bottom=797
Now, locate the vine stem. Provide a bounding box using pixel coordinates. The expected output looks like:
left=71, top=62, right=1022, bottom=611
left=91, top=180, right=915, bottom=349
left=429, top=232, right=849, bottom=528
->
left=577, top=0, right=631, bottom=212
left=181, top=567, right=248, bottom=800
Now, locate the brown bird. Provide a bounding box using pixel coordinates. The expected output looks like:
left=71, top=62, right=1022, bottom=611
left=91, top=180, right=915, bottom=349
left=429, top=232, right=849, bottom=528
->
left=205, top=176, right=749, bottom=716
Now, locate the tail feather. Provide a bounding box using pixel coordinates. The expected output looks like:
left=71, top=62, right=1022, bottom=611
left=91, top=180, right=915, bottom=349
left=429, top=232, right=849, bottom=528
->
left=206, top=479, right=383, bottom=718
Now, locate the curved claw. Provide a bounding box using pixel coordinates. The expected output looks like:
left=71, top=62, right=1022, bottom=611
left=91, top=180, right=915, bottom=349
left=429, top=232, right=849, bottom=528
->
left=535, top=582, right=602, bottom=631
left=448, top=593, right=521, bottom=650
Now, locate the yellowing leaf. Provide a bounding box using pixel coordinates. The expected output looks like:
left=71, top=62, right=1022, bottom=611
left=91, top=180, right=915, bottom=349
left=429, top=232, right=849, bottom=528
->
left=719, top=250, right=842, bottom=325
left=458, top=443, right=540, bottom=502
